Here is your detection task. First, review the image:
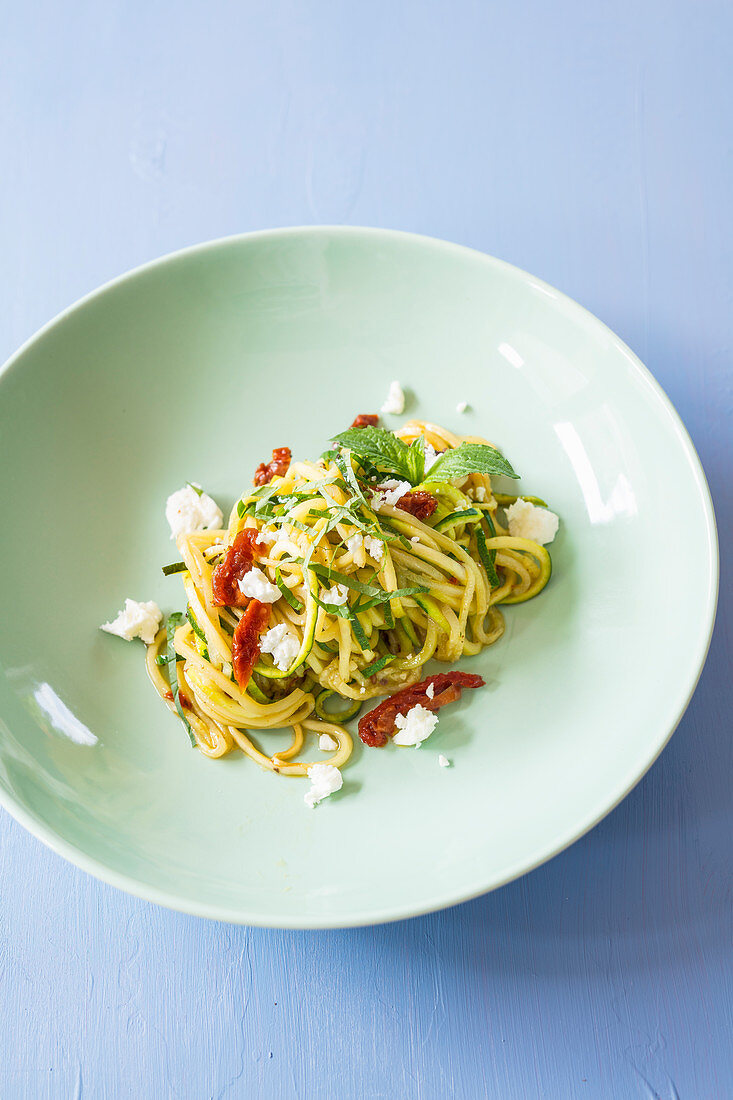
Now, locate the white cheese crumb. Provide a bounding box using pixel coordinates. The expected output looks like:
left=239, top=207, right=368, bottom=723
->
left=364, top=535, right=385, bottom=561
left=238, top=567, right=281, bottom=603
left=320, top=583, right=349, bottom=606
left=257, top=525, right=279, bottom=544
left=423, top=442, right=440, bottom=473
left=263, top=524, right=297, bottom=555
left=438, top=754, right=451, bottom=768
left=259, top=623, right=299, bottom=670
left=425, top=682, right=435, bottom=699
left=505, top=499, right=559, bottom=545
left=165, top=485, right=223, bottom=540
left=380, top=380, right=405, bottom=415
left=392, top=704, right=439, bottom=747
left=373, top=479, right=411, bottom=508
left=304, top=763, right=343, bottom=808
left=471, top=485, right=487, bottom=502
left=456, top=401, right=468, bottom=414
left=410, top=536, right=420, bottom=544
left=101, top=599, right=162, bottom=645
left=319, top=733, right=338, bottom=751
left=346, top=533, right=364, bottom=556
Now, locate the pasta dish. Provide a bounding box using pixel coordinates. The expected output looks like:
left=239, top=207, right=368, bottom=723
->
left=132, top=413, right=558, bottom=801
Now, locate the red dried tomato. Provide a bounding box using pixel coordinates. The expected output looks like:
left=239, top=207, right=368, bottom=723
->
left=397, top=490, right=438, bottom=521
left=254, top=446, right=291, bottom=486
left=358, top=671, right=485, bottom=747
left=351, top=413, right=379, bottom=428
left=212, top=528, right=265, bottom=607
left=232, top=600, right=271, bottom=689
left=164, top=689, right=191, bottom=709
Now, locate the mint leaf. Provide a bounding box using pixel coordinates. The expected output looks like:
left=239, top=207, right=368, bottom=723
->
left=405, top=436, right=425, bottom=484
left=334, top=449, right=369, bottom=506
left=331, top=427, right=412, bottom=480
left=427, top=442, right=519, bottom=481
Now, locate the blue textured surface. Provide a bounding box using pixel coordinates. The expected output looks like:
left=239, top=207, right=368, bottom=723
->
left=1, top=2, right=731, bottom=1097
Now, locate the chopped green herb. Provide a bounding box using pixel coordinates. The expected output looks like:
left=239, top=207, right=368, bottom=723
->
left=275, top=567, right=304, bottom=612
left=306, top=561, right=428, bottom=602
left=165, top=613, right=196, bottom=746
left=162, top=561, right=188, bottom=576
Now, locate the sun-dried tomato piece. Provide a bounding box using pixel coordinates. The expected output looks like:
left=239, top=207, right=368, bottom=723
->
left=232, top=600, right=271, bottom=689
left=351, top=413, right=379, bottom=428
left=164, top=689, right=191, bottom=708
left=212, top=528, right=265, bottom=607
left=254, top=446, right=291, bottom=486
left=358, top=671, right=484, bottom=747
left=396, top=490, right=438, bottom=521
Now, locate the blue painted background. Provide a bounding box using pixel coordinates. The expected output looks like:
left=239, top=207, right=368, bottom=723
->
left=1, top=2, right=731, bottom=1096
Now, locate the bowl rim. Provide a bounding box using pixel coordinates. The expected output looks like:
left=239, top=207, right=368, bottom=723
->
left=0, top=225, right=720, bottom=927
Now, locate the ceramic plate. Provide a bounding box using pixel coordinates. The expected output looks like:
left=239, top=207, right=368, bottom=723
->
left=0, top=228, right=718, bottom=926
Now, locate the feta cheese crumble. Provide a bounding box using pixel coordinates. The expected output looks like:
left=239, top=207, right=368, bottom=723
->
left=101, top=599, right=162, bottom=645
left=238, top=567, right=281, bottom=603
left=410, top=536, right=421, bottom=544
left=257, top=525, right=279, bottom=544
left=319, top=733, right=338, bottom=751
left=438, top=754, right=451, bottom=768
left=165, top=485, right=223, bottom=540
left=373, top=479, right=411, bottom=508
left=505, top=499, right=559, bottom=545
left=320, top=583, right=349, bottom=605
left=470, top=485, right=487, bottom=503
left=425, top=682, right=435, bottom=699
left=423, top=441, right=440, bottom=473
left=259, top=623, right=300, bottom=670
left=304, top=763, right=343, bottom=808
left=456, top=401, right=468, bottom=414
left=364, top=535, right=384, bottom=560
left=346, top=533, right=383, bottom=560
left=380, top=380, right=405, bottom=415
left=392, top=704, right=439, bottom=747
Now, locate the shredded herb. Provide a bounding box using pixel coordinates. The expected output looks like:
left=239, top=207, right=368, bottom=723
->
left=311, top=592, right=371, bottom=651
left=306, top=561, right=427, bottom=602
left=275, top=567, right=304, bottom=612
left=165, top=612, right=196, bottom=746
left=334, top=448, right=370, bottom=507
left=186, top=482, right=204, bottom=497
left=162, top=561, right=188, bottom=576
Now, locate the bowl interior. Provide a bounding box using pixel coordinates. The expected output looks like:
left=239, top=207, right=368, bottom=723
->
left=0, top=228, right=717, bottom=925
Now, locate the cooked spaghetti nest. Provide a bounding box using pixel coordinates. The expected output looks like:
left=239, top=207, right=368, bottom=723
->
left=146, top=420, right=553, bottom=775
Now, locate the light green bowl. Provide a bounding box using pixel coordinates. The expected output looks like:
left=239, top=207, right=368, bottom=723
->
left=0, top=228, right=718, bottom=927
